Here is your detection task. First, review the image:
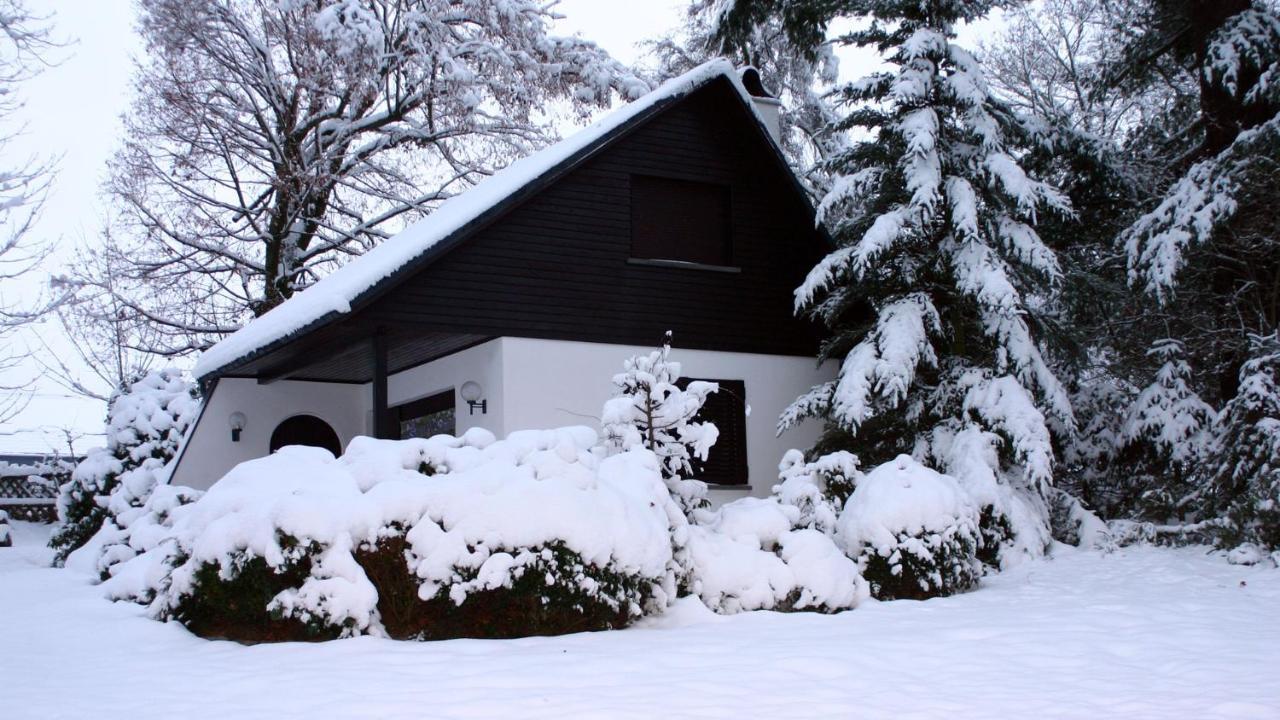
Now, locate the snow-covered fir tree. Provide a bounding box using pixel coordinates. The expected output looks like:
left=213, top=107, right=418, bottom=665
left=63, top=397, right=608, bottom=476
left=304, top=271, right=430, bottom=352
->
left=734, top=0, right=1076, bottom=495
left=1057, top=368, right=1134, bottom=516
left=1113, top=2, right=1279, bottom=540
left=1121, top=2, right=1280, bottom=399
left=1118, top=340, right=1218, bottom=521
left=602, top=332, right=720, bottom=517
left=49, top=369, right=199, bottom=565
left=1206, top=335, right=1280, bottom=550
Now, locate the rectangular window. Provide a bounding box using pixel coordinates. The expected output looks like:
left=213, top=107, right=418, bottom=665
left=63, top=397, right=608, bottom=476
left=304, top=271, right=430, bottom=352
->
left=679, top=378, right=748, bottom=485
left=630, top=174, right=731, bottom=266
left=394, top=390, right=455, bottom=440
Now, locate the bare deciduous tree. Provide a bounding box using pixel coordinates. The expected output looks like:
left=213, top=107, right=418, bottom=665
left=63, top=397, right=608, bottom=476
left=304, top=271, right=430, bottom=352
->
left=94, top=0, right=648, bottom=356
left=38, top=228, right=160, bottom=402
left=982, top=0, right=1195, bottom=143
left=0, top=0, right=59, bottom=423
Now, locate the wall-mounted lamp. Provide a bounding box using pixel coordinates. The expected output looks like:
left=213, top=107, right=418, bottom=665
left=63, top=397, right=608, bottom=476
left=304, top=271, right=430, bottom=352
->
left=229, top=411, right=247, bottom=442
left=460, top=381, right=487, bottom=415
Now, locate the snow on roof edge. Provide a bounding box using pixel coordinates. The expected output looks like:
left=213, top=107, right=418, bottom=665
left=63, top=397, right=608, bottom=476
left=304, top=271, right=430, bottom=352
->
left=194, top=59, right=767, bottom=380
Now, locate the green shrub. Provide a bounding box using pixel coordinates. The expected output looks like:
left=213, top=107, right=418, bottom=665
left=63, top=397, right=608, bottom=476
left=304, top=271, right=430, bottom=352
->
left=163, top=529, right=657, bottom=643
left=974, top=506, right=1014, bottom=570
left=50, top=370, right=199, bottom=566
left=163, top=535, right=345, bottom=643
left=838, top=455, right=983, bottom=600
left=49, top=453, right=122, bottom=565
left=358, top=531, right=647, bottom=641
left=859, top=526, right=980, bottom=601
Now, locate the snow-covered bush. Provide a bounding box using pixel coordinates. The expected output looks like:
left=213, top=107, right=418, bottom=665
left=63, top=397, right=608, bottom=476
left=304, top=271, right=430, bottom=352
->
left=1225, top=543, right=1279, bottom=567
left=110, top=428, right=688, bottom=642
left=95, top=484, right=203, bottom=591
left=602, top=332, right=719, bottom=517
left=51, top=451, right=125, bottom=565
left=686, top=496, right=867, bottom=614
left=1118, top=340, right=1217, bottom=521
left=773, top=449, right=860, bottom=533
left=1205, top=337, right=1280, bottom=550
left=50, top=369, right=199, bottom=566
left=922, top=424, right=1053, bottom=568
left=0, top=509, right=11, bottom=548
left=836, top=455, right=982, bottom=600
left=1047, top=489, right=1112, bottom=551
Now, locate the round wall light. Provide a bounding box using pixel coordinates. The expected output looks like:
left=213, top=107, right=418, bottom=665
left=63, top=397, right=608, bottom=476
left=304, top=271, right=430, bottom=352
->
left=459, top=381, right=486, bottom=415
left=229, top=411, right=247, bottom=442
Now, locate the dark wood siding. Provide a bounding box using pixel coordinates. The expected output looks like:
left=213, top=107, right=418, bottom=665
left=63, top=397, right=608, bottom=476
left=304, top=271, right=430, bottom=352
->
left=359, top=78, right=827, bottom=358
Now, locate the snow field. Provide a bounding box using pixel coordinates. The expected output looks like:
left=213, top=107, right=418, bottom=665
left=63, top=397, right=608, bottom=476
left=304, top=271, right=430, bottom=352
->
left=2, top=521, right=1277, bottom=719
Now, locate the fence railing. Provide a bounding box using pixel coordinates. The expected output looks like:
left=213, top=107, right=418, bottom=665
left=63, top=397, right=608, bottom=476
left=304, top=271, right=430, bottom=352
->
left=0, top=472, right=63, bottom=523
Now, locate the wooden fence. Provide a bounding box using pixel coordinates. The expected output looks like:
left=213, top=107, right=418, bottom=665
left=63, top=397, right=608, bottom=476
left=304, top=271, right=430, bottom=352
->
left=0, top=471, right=63, bottom=523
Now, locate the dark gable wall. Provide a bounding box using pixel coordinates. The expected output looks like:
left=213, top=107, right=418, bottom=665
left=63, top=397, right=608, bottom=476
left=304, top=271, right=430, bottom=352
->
left=364, top=79, right=828, bottom=357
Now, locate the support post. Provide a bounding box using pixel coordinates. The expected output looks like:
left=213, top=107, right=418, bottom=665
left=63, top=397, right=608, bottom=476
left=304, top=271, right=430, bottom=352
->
left=372, top=330, right=392, bottom=439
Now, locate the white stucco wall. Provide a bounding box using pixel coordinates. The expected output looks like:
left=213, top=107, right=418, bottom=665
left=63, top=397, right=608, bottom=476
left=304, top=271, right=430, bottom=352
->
left=171, top=377, right=371, bottom=491
left=386, top=338, right=505, bottom=437
left=174, top=337, right=833, bottom=500
left=499, top=337, right=833, bottom=499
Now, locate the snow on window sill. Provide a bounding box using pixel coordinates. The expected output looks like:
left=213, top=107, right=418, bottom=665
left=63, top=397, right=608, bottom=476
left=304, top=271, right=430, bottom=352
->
left=705, top=483, right=751, bottom=492
left=627, top=258, right=742, bottom=274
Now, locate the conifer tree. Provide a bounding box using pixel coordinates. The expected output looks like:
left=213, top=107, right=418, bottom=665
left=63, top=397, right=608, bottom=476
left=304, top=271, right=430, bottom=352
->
left=1206, top=335, right=1280, bottom=549
left=720, top=1, right=1075, bottom=492
left=602, top=332, right=720, bottom=517
left=1118, top=340, right=1217, bottom=520
left=1119, top=2, right=1280, bottom=401
left=1110, top=2, right=1280, bottom=539
left=49, top=369, right=199, bottom=565
left=1057, top=371, right=1133, bottom=516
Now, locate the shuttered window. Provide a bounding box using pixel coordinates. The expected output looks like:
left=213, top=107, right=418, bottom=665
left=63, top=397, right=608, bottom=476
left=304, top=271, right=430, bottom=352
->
left=679, top=378, right=748, bottom=485
left=630, top=174, right=731, bottom=266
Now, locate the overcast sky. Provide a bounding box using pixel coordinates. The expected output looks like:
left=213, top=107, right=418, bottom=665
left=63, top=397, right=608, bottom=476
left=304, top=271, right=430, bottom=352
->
left=0, top=0, right=998, bottom=456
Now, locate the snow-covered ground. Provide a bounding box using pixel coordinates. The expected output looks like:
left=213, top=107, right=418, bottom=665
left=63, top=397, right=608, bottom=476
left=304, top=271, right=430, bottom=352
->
left=1, top=520, right=1277, bottom=719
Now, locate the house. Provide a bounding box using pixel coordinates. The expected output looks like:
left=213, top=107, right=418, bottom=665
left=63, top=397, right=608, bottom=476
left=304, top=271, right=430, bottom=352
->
left=170, top=59, right=835, bottom=500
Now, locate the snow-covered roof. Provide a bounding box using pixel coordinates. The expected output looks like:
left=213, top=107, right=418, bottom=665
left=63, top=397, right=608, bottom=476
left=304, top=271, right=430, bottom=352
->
left=195, top=59, right=774, bottom=381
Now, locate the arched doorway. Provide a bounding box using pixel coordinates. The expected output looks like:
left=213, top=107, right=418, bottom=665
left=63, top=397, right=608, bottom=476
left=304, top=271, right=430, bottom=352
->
left=269, top=414, right=342, bottom=456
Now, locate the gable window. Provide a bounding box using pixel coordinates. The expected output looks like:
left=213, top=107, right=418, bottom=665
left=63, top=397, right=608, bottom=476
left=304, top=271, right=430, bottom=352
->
left=679, top=378, right=748, bottom=485
left=630, top=174, right=731, bottom=267
left=394, top=390, right=455, bottom=440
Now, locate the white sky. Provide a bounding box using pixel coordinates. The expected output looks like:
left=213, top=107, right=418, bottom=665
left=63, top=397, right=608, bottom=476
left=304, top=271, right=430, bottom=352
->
left=0, top=0, right=137, bottom=455
left=0, top=0, right=999, bottom=456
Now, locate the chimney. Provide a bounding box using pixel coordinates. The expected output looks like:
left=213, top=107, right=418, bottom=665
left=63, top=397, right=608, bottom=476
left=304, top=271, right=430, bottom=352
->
left=739, top=67, right=782, bottom=144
